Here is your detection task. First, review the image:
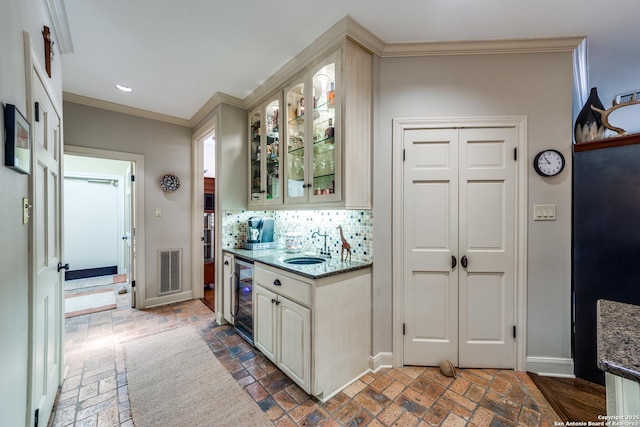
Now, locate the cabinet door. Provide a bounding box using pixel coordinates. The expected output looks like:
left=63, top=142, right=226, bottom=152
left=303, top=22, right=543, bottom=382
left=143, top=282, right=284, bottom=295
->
left=254, top=285, right=277, bottom=361
left=309, top=56, right=340, bottom=203
left=284, top=81, right=307, bottom=204
left=278, top=296, right=311, bottom=393
left=249, top=98, right=283, bottom=206
left=248, top=109, right=263, bottom=205
left=264, top=98, right=282, bottom=205
left=222, top=254, right=234, bottom=323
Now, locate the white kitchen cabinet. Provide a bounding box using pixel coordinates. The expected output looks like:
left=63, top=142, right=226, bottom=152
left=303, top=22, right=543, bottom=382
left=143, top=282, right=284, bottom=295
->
left=253, top=262, right=370, bottom=401
left=248, top=95, right=283, bottom=207
left=254, top=283, right=311, bottom=392
left=222, top=253, right=234, bottom=324
left=249, top=39, right=372, bottom=209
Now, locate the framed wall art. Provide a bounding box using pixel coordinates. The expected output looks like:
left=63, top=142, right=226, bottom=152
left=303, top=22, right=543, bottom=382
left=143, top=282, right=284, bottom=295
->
left=4, top=104, right=31, bottom=175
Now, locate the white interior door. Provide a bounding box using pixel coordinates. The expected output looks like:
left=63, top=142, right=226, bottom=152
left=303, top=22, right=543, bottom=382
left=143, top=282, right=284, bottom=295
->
left=403, top=128, right=459, bottom=366
left=31, top=69, right=63, bottom=426
left=403, top=126, right=516, bottom=368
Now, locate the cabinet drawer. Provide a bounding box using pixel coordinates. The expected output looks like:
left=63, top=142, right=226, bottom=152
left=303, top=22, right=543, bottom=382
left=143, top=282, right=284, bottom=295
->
left=255, top=265, right=311, bottom=307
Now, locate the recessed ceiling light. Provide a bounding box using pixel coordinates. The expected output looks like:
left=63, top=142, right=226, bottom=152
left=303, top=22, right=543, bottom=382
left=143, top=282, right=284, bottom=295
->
left=115, top=84, right=133, bottom=93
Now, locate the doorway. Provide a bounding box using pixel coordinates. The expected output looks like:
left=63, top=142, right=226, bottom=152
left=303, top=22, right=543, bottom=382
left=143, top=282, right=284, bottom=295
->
left=62, top=155, right=133, bottom=315
left=392, top=117, right=528, bottom=371
left=64, top=145, right=146, bottom=309
left=201, top=134, right=216, bottom=312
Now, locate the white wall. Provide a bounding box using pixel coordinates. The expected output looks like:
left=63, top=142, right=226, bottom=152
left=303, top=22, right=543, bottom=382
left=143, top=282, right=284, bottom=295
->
left=63, top=102, right=193, bottom=303
left=374, top=52, right=574, bottom=371
left=0, top=0, right=63, bottom=424
left=64, top=177, right=120, bottom=271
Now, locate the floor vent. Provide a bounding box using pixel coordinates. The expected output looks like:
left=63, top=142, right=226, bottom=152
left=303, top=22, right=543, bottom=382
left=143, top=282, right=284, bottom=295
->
left=159, top=249, right=181, bottom=294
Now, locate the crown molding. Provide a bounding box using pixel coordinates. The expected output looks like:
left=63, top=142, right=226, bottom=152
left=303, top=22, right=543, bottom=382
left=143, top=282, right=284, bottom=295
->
left=243, top=15, right=385, bottom=110
left=44, top=0, right=74, bottom=54
left=190, top=92, right=245, bottom=127
left=63, top=92, right=192, bottom=127
left=382, top=35, right=586, bottom=57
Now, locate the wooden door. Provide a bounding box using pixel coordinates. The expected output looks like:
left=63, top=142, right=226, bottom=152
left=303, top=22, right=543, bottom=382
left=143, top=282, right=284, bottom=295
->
left=403, top=126, right=516, bottom=368
left=30, top=69, right=63, bottom=425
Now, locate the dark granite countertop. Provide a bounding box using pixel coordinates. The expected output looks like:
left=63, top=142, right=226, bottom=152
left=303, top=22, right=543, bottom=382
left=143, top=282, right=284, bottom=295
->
left=223, top=248, right=372, bottom=280
left=597, top=299, right=640, bottom=382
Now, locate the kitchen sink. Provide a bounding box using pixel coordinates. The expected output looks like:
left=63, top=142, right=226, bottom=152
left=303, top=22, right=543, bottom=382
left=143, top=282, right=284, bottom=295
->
left=284, top=257, right=327, bottom=265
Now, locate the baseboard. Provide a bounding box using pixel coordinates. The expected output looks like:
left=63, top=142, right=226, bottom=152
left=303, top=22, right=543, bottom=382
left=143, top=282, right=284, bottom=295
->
left=526, top=356, right=575, bottom=378
left=65, top=266, right=117, bottom=281
left=370, top=352, right=394, bottom=372
left=144, top=290, right=194, bottom=308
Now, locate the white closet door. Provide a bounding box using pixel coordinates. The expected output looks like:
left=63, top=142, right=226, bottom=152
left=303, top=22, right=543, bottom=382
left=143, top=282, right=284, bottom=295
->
left=402, top=126, right=516, bottom=369
left=458, top=127, right=516, bottom=368
left=403, top=128, right=459, bottom=366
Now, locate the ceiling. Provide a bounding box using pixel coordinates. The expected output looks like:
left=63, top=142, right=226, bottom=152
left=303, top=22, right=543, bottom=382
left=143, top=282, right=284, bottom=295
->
left=60, top=0, right=640, bottom=123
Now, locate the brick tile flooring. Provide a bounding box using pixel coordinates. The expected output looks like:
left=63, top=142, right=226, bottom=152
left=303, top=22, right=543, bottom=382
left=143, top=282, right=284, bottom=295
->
left=50, top=292, right=562, bottom=426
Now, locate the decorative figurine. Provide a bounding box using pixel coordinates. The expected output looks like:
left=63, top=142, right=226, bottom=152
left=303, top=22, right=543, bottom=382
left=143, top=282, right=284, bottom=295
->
left=337, top=225, right=352, bottom=262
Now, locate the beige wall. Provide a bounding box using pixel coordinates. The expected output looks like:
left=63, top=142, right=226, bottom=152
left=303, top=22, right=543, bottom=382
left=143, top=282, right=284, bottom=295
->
left=63, top=102, right=194, bottom=304
left=0, top=0, right=63, bottom=424
left=374, top=52, right=574, bottom=370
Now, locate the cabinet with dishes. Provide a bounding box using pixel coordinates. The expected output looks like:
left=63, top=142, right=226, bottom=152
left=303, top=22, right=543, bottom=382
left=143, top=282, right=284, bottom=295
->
left=248, top=40, right=372, bottom=209
left=248, top=95, right=283, bottom=207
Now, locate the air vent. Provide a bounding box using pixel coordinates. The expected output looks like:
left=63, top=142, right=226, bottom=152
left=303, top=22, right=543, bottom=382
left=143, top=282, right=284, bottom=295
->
left=615, top=89, right=640, bottom=104
left=159, top=249, right=181, bottom=294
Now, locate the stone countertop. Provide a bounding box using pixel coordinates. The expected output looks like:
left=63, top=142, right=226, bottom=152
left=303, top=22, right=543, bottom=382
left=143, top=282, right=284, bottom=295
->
left=597, top=299, right=640, bottom=382
left=223, top=248, right=372, bottom=280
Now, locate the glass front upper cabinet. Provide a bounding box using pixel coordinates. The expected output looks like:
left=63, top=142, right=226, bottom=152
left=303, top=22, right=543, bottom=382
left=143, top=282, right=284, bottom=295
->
left=285, top=82, right=305, bottom=203
left=284, top=55, right=340, bottom=205
left=249, top=96, right=282, bottom=206
left=310, top=62, right=338, bottom=201
left=249, top=109, right=262, bottom=203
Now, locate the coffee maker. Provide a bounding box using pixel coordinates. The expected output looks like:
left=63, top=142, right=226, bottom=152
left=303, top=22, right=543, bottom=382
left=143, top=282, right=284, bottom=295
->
left=243, top=216, right=276, bottom=250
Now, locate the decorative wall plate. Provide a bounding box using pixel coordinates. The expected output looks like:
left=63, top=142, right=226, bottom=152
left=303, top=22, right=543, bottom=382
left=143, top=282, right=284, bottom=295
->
left=160, top=174, right=180, bottom=192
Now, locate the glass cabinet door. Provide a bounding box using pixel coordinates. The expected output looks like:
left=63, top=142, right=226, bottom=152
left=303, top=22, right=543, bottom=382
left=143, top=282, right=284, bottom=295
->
left=311, top=62, right=337, bottom=199
left=249, top=110, right=262, bottom=203
left=264, top=98, right=281, bottom=204
left=285, top=82, right=305, bottom=203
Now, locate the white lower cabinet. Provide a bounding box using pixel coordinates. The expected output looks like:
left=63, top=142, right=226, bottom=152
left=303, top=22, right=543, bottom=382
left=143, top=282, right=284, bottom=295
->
left=253, top=262, right=371, bottom=401
left=254, top=284, right=311, bottom=391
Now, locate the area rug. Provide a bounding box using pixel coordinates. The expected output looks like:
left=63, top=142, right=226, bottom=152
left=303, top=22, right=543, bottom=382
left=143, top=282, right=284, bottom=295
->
left=65, top=288, right=117, bottom=318
left=65, top=273, right=126, bottom=291
left=124, top=325, right=273, bottom=427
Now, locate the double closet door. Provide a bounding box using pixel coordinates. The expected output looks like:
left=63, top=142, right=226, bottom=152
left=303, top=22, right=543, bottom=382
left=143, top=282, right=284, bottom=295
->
left=402, top=127, right=516, bottom=368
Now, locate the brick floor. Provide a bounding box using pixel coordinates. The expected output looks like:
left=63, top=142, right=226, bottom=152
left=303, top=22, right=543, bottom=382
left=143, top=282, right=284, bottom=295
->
left=50, top=290, right=562, bottom=426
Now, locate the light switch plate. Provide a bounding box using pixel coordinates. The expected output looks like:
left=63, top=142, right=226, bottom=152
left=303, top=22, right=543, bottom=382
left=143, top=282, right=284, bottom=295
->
left=155, top=208, right=162, bottom=217
left=22, top=198, right=30, bottom=224
left=533, top=204, right=556, bottom=221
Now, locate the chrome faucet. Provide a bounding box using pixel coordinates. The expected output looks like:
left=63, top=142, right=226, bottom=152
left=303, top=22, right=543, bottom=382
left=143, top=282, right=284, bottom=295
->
left=311, top=229, right=331, bottom=258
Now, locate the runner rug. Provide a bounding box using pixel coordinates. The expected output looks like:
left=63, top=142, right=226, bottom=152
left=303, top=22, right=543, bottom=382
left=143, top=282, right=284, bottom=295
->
left=124, top=325, right=273, bottom=427
left=64, top=288, right=117, bottom=318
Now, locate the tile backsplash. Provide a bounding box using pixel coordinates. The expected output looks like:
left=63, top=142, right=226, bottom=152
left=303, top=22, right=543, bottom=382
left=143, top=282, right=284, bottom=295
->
left=222, top=209, right=373, bottom=263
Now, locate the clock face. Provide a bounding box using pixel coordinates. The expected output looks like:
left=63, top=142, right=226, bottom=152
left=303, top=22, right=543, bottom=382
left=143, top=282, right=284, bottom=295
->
left=160, top=174, right=180, bottom=192
left=533, top=150, right=565, bottom=177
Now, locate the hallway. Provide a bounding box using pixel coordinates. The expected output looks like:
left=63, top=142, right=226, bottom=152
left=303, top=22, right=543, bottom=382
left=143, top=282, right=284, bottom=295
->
left=49, top=295, right=562, bottom=426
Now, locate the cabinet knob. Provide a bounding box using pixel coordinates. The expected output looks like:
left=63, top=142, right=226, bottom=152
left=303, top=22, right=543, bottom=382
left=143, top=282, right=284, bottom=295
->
left=271, top=299, right=276, bottom=304
left=461, top=255, right=468, bottom=268
left=274, top=279, right=282, bottom=286
left=260, top=190, right=266, bottom=193
left=275, top=300, right=280, bottom=305
left=224, top=260, right=229, bottom=265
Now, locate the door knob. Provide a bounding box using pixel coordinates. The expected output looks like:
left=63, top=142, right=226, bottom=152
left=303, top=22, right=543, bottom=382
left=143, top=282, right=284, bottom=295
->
left=57, top=262, right=69, bottom=272
left=461, top=256, right=468, bottom=268
left=451, top=255, right=457, bottom=269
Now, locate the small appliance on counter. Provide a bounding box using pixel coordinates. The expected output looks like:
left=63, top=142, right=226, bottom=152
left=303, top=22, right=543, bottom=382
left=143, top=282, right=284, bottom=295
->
left=242, top=216, right=276, bottom=250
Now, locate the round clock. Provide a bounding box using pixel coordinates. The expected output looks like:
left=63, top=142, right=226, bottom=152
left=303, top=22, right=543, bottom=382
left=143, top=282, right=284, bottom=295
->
left=533, top=149, right=565, bottom=177
left=160, top=174, right=180, bottom=192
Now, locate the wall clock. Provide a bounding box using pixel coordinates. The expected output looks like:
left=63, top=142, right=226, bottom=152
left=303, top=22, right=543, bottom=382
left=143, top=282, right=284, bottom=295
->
left=533, top=149, right=565, bottom=177
left=160, top=174, right=180, bottom=192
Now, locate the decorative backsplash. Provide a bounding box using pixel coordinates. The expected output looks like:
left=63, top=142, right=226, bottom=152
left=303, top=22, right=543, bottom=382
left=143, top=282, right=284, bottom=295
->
left=221, top=209, right=373, bottom=263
